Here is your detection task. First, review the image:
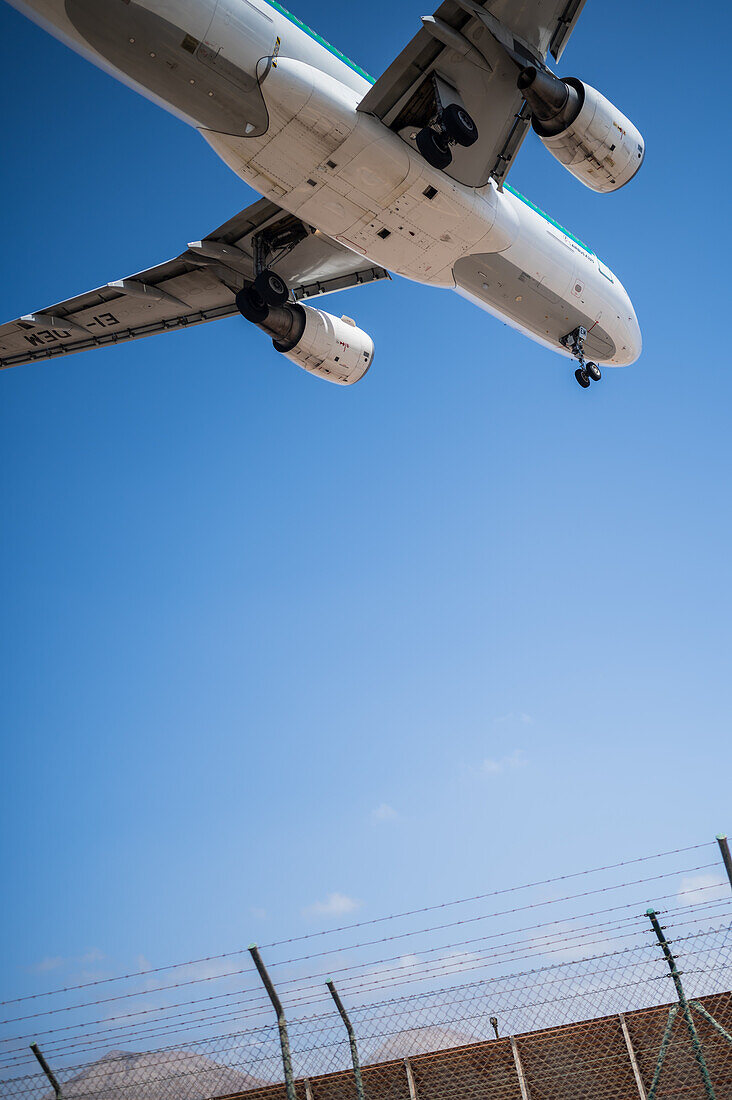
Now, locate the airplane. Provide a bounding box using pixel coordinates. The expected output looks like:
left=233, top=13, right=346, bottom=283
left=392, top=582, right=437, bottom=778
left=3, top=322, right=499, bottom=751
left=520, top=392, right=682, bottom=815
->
left=0, top=0, right=644, bottom=389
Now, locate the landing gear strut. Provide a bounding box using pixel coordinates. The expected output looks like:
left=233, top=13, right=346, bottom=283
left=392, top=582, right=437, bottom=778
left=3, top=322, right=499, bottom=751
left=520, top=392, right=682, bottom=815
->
left=561, top=326, right=602, bottom=389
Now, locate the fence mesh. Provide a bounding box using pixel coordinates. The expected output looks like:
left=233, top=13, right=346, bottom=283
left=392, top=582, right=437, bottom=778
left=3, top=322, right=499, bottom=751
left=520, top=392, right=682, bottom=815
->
left=2, top=845, right=731, bottom=1100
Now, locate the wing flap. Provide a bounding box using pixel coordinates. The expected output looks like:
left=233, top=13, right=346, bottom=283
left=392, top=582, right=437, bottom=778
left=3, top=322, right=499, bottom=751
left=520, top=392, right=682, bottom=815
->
left=550, top=0, right=589, bottom=62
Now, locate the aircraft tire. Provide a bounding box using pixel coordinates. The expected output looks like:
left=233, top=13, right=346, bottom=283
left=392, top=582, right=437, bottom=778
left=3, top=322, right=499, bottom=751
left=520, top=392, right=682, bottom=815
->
left=442, top=104, right=479, bottom=147
left=575, top=367, right=591, bottom=388
left=416, top=127, right=452, bottom=171
left=586, top=362, right=602, bottom=382
left=236, top=286, right=270, bottom=325
left=254, top=269, right=289, bottom=308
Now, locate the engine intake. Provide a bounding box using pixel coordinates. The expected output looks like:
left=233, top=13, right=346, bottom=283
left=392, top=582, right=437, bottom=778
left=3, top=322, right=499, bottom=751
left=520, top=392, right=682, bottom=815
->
left=256, top=302, right=374, bottom=385
left=518, top=67, right=645, bottom=193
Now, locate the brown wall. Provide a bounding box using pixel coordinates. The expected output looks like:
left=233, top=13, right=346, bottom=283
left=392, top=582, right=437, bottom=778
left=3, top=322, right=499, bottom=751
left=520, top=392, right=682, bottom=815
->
left=218, top=991, right=732, bottom=1100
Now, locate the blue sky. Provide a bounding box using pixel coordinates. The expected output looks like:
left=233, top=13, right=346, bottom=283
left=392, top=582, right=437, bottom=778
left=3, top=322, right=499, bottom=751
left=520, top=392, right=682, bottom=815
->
left=1, top=0, right=730, bottom=1017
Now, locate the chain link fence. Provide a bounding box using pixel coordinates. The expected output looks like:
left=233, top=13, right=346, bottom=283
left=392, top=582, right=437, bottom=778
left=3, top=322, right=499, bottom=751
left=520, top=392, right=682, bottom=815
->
left=2, top=842, right=731, bottom=1100
left=2, top=912, right=730, bottom=1099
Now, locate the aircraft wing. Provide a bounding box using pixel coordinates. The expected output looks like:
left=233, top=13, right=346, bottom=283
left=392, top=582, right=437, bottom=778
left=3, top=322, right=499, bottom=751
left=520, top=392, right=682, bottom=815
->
left=357, top=0, right=588, bottom=188
left=0, top=199, right=389, bottom=372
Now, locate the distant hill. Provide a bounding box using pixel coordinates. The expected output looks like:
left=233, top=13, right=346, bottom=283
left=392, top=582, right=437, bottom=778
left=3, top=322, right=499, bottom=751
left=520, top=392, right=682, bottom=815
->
left=47, top=1049, right=262, bottom=1100
left=372, top=1024, right=479, bottom=1061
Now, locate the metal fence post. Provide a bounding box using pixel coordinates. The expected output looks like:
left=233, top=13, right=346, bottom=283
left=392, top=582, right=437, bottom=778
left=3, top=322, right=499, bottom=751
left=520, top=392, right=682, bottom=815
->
left=404, top=1058, right=419, bottom=1100
left=326, top=980, right=366, bottom=1100
left=619, top=1014, right=648, bottom=1099
left=689, top=1002, right=732, bottom=1046
left=646, top=910, right=716, bottom=1099
left=716, top=835, right=732, bottom=892
left=30, top=1043, right=63, bottom=1100
left=648, top=1006, right=678, bottom=1100
left=249, top=945, right=297, bottom=1100
left=510, top=1037, right=531, bottom=1100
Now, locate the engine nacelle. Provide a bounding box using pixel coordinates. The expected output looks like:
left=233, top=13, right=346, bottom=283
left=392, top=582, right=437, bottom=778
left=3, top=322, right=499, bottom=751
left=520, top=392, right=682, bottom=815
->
left=518, top=68, right=645, bottom=193
left=257, top=302, right=374, bottom=385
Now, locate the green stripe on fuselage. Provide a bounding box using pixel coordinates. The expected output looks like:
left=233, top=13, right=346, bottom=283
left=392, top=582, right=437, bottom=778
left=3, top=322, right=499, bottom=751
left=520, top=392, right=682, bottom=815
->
left=504, top=184, right=594, bottom=257
left=264, top=1, right=375, bottom=83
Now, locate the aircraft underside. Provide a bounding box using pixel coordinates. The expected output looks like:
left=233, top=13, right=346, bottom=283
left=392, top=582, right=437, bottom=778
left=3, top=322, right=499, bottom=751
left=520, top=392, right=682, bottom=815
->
left=1, top=0, right=643, bottom=387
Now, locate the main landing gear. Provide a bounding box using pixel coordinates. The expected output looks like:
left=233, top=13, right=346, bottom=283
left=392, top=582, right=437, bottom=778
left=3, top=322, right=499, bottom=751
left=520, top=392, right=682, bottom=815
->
left=236, top=267, right=289, bottom=326
left=236, top=217, right=310, bottom=323
left=253, top=268, right=289, bottom=307
left=416, top=103, right=479, bottom=170
left=561, top=326, right=602, bottom=389
left=236, top=284, right=270, bottom=325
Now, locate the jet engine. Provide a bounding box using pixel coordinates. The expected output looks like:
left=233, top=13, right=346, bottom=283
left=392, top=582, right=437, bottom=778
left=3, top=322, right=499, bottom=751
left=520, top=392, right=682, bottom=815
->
left=517, top=67, right=645, bottom=193
left=242, top=297, right=374, bottom=385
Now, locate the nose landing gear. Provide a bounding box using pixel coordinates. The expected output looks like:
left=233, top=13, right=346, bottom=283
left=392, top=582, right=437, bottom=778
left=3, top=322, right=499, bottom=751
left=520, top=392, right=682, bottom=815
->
left=562, top=326, right=602, bottom=389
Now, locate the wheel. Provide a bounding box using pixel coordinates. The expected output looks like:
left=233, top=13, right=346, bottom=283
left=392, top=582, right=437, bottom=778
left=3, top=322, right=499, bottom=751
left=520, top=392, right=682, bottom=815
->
left=586, top=362, right=601, bottom=382
left=575, top=367, right=591, bottom=388
left=236, top=286, right=269, bottom=325
left=254, top=268, right=289, bottom=307
left=442, top=103, right=479, bottom=147
left=416, top=127, right=452, bottom=170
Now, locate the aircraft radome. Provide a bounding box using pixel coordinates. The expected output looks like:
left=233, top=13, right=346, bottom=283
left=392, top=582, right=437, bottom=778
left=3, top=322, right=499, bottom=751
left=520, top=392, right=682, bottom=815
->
left=1, top=0, right=643, bottom=389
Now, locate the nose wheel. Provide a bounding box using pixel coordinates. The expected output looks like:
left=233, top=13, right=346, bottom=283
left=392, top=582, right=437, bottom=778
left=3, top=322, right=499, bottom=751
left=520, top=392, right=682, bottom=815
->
left=562, top=326, right=602, bottom=389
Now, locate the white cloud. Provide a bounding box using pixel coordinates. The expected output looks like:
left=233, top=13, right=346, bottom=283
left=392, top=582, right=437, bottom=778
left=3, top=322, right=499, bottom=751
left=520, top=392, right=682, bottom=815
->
left=482, top=749, right=527, bottom=776
left=304, top=892, right=362, bottom=919
left=32, top=956, right=64, bottom=973
left=30, top=948, right=103, bottom=975
left=178, top=958, right=237, bottom=982
left=366, top=953, right=423, bottom=984
left=679, top=873, right=729, bottom=906
left=372, top=803, right=398, bottom=823
left=527, top=921, right=633, bottom=964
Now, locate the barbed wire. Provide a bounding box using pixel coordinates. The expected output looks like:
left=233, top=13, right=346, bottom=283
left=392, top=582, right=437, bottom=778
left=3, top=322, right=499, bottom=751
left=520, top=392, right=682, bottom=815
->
left=2, top=839, right=713, bottom=1009
left=2, top=858, right=719, bottom=1031
left=2, top=882, right=728, bottom=1067
left=2, top=884, right=728, bottom=1070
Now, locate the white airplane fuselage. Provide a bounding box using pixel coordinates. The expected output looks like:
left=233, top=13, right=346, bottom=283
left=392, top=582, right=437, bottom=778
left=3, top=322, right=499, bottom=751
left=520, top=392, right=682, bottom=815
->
left=6, top=0, right=642, bottom=367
